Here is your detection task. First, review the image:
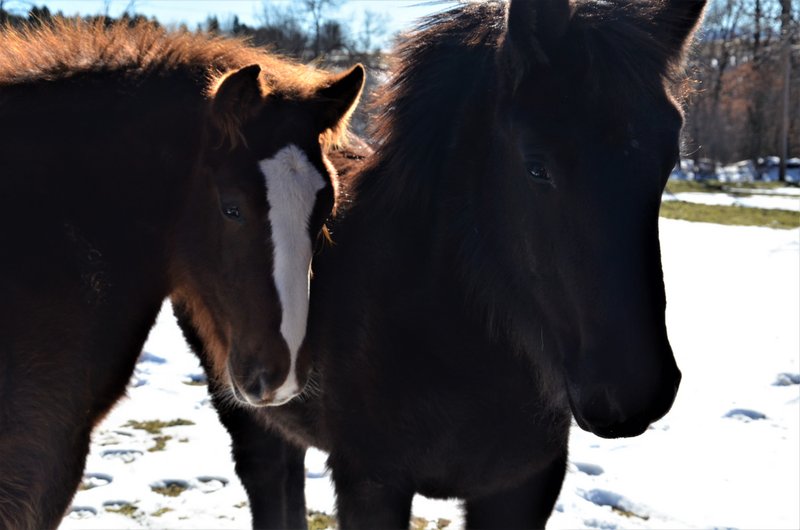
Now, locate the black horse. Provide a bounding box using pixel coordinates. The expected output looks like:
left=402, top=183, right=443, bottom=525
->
left=0, top=20, right=362, bottom=529
left=180, top=0, right=707, bottom=527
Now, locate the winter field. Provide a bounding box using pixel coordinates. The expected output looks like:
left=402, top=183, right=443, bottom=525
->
left=59, top=216, right=799, bottom=530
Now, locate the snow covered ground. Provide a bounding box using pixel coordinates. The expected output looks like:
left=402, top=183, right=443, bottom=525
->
left=59, top=219, right=800, bottom=530
left=663, top=189, right=800, bottom=212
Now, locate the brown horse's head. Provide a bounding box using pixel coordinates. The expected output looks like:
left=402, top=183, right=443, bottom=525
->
left=171, top=63, right=364, bottom=407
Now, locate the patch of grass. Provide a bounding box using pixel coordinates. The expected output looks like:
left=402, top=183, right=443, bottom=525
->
left=151, top=483, right=189, bottom=497
left=178, top=437, right=189, bottom=443
left=151, top=507, right=173, bottom=517
left=436, top=518, right=452, bottom=529
left=666, top=179, right=794, bottom=194
left=611, top=506, right=650, bottom=520
left=105, top=503, right=138, bottom=518
left=124, top=419, right=195, bottom=435
left=411, top=516, right=429, bottom=530
left=660, top=201, right=800, bottom=229
left=148, top=435, right=172, bottom=452
left=665, top=180, right=725, bottom=194
left=234, top=501, right=248, bottom=509
left=307, top=510, right=336, bottom=530
left=722, top=180, right=795, bottom=190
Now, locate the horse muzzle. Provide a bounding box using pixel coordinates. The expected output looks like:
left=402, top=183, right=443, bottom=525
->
left=227, top=345, right=297, bottom=407
left=566, top=353, right=681, bottom=439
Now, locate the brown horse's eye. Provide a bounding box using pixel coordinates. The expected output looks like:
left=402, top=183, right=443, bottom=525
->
left=223, top=205, right=241, bottom=220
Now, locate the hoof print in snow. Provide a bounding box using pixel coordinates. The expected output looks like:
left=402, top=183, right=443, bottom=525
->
left=128, top=372, right=148, bottom=388
left=68, top=506, right=97, bottom=519
left=306, top=467, right=329, bottom=479
left=196, top=476, right=229, bottom=493
left=583, top=518, right=619, bottom=529
left=574, top=462, right=605, bottom=476
left=724, top=408, right=767, bottom=421
left=138, top=351, right=167, bottom=364
left=580, top=489, right=650, bottom=521
left=101, top=449, right=143, bottom=463
left=103, top=501, right=139, bottom=518
left=183, top=373, right=208, bottom=386
left=773, top=372, right=800, bottom=386
left=80, top=473, right=113, bottom=490
left=151, top=479, right=190, bottom=497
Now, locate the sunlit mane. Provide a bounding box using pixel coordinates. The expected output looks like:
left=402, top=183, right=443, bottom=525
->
left=0, top=19, right=353, bottom=146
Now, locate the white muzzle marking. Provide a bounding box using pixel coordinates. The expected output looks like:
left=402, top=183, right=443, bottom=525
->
left=260, top=144, right=325, bottom=404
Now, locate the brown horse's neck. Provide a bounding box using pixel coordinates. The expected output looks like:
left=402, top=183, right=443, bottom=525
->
left=1, top=71, right=210, bottom=305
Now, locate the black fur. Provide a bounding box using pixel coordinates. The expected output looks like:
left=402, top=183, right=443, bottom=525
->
left=189, top=1, right=707, bottom=528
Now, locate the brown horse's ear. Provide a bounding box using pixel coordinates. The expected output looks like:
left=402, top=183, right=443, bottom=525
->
left=503, top=0, right=571, bottom=69
left=311, top=64, right=365, bottom=134
left=213, top=64, right=263, bottom=121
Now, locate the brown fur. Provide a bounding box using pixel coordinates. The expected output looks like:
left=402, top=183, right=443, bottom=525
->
left=0, top=19, right=354, bottom=148
left=0, top=19, right=363, bottom=529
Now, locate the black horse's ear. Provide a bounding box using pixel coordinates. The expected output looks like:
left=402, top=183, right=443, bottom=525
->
left=311, top=64, right=365, bottom=133
left=503, top=0, right=571, bottom=69
left=213, top=64, right=263, bottom=120
left=645, top=0, right=707, bottom=63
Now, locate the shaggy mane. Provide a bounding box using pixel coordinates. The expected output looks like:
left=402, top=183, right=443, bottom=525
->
left=351, top=0, right=698, bottom=214
left=0, top=19, right=352, bottom=146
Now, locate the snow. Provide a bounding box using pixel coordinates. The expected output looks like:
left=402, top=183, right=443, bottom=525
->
left=663, top=191, right=800, bottom=212
left=59, top=219, right=800, bottom=529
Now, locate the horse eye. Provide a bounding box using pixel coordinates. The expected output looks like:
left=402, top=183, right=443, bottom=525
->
left=223, top=205, right=241, bottom=219
left=527, top=163, right=550, bottom=184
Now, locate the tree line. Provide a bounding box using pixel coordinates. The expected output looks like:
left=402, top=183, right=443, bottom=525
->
left=683, top=0, right=798, bottom=178
left=2, top=0, right=797, bottom=176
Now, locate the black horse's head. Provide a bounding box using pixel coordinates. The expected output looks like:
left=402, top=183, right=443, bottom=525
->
left=483, top=0, right=705, bottom=438
left=386, top=0, right=703, bottom=438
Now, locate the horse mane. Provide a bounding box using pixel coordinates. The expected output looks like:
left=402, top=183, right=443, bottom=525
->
left=353, top=0, right=693, bottom=215
left=356, top=1, right=506, bottom=215
left=0, top=19, right=351, bottom=147
left=567, top=0, right=698, bottom=100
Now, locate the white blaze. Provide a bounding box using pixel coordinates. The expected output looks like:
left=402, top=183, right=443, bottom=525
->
left=260, top=144, right=325, bottom=404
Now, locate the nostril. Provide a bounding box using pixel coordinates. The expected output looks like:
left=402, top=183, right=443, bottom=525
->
left=244, top=368, right=285, bottom=402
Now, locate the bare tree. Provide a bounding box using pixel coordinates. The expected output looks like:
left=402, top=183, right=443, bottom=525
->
left=303, top=0, right=341, bottom=58
left=778, top=0, right=794, bottom=181
left=357, top=10, right=389, bottom=55
left=681, top=0, right=799, bottom=169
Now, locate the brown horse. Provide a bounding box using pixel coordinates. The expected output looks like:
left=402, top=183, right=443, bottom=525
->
left=0, top=20, right=362, bottom=529
left=179, top=0, right=707, bottom=528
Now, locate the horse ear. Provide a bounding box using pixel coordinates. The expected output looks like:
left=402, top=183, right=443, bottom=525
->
left=311, top=64, right=365, bottom=133
left=644, top=0, right=707, bottom=63
left=503, top=0, right=571, bottom=68
left=213, top=64, right=263, bottom=120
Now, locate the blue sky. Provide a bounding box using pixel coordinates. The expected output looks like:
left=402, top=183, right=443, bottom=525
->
left=14, top=1, right=456, bottom=45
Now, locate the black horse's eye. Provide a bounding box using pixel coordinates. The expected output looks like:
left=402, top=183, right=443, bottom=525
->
left=527, top=162, right=551, bottom=185
left=223, top=205, right=241, bottom=219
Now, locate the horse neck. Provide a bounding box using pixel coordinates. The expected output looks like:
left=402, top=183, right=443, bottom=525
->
left=3, top=73, right=209, bottom=293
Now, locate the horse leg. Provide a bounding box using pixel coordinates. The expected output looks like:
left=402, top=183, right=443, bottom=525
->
left=330, top=461, right=414, bottom=530
left=176, top=303, right=306, bottom=530
left=195, top=363, right=306, bottom=529
left=0, top=413, right=92, bottom=529
left=464, top=450, right=568, bottom=530
left=285, top=441, right=309, bottom=529
left=0, top=349, right=139, bottom=529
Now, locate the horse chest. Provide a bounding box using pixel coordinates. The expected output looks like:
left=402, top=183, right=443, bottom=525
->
left=319, top=325, right=571, bottom=498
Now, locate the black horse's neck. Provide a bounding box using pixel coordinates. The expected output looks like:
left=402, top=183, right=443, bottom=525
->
left=317, top=3, right=557, bottom=366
